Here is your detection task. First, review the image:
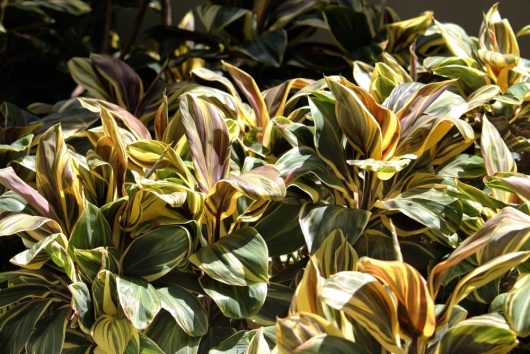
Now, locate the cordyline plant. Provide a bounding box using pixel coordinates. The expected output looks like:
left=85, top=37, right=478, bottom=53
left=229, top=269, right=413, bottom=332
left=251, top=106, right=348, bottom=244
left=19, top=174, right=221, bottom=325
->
left=1, top=1, right=530, bottom=354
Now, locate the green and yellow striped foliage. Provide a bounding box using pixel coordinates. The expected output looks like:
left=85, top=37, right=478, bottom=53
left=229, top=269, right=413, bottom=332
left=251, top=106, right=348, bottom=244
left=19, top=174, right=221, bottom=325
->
left=1, top=2, right=530, bottom=353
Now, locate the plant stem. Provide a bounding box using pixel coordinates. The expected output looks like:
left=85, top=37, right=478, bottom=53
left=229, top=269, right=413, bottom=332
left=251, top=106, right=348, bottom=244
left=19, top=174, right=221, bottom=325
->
left=120, top=0, right=149, bottom=60
left=161, top=0, right=172, bottom=26
left=101, top=0, right=113, bottom=54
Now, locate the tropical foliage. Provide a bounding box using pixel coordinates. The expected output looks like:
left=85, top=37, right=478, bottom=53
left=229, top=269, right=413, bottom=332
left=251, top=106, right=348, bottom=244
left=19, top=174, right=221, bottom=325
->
left=1, top=1, right=530, bottom=353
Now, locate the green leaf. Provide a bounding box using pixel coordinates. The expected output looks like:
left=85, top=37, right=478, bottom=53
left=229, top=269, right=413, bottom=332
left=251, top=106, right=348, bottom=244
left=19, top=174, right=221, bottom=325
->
left=313, top=230, right=358, bottom=278
left=323, top=6, right=374, bottom=55
left=116, top=276, right=161, bottom=330
left=0, top=301, right=51, bottom=354
left=145, top=312, right=201, bottom=354
left=486, top=173, right=530, bottom=201
left=70, top=202, right=111, bottom=249
left=437, top=313, right=518, bottom=354
left=200, top=276, right=267, bottom=319
left=27, top=307, right=69, bottom=354
left=0, top=284, right=51, bottom=309
left=74, top=247, right=119, bottom=283
left=295, top=335, right=370, bottom=354
left=467, top=85, right=501, bottom=111
left=10, top=233, right=60, bottom=268
left=326, top=78, right=389, bottom=159
left=69, top=282, right=94, bottom=330
left=250, top=282, right=292, bottom=325
left=439, top=252, right=530, bottom=327
left=122, top=225, right=191, bottom=282
left=254, top=202, right=305, bottom=256
left=124, top=332, right=165, bottom=354
left=309, top=95, right=351, bottom=188
left=197, top=4, right=248, bottom=33
left=190, top=227, right=269, bottom=286
left=157, top=286, right=208, bottom=337
left=505, top=274, right=530, bottom=337
left=236, top=29, right=287, bottom=67
left=300, top=203, right=371, bottom=253
left=387, top=12, right=433, bottom=54
left=375, top=188, right=461, bottom=241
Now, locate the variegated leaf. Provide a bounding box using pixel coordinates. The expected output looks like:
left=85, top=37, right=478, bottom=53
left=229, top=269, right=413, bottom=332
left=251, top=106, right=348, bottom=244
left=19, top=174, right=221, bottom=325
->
left=190, top=227, right=269, bottom=286
left=358, top=258, right=435, bottom=339
left=36, top=124, right=84, bottom=234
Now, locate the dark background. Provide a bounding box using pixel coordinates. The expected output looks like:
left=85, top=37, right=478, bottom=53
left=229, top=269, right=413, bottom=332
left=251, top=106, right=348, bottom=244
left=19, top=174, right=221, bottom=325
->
left=116, top=0, right=530, bottom=57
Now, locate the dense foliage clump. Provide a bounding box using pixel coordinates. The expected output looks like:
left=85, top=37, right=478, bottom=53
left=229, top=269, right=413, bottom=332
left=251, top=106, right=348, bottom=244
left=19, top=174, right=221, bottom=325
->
left=1, top=1, right=530, bottom=353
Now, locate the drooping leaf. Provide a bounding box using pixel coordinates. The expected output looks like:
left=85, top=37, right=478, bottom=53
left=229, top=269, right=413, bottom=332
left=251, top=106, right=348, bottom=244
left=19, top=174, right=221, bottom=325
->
left=0, top=213, right=62, bottom=240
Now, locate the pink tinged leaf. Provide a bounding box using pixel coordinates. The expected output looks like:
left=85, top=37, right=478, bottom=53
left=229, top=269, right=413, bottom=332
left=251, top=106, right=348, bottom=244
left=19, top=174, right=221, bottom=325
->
left=0, top=167, right=56, bottom=219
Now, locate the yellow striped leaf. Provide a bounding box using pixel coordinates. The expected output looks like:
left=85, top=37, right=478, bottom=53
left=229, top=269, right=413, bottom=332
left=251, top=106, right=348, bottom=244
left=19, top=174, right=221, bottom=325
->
left=223, top=61, right=270, bottom=129
left=91, top=315, right=134, bottom=354
left=438, top=251, right=530, bottom=327
left=358, top=258, right=435, bottom=339
left=326, top=78, right=398, bottom=160
left=36, top=124, right=84, bottom=234
left=436, top=313, right=518, bottom=354
left=429, top=207, right=529, bottom=297
left=504, top=274, right=530, bottom=337
left=321, top=272, right=403, bottom=354
left=180, top=95, right=230, bottom=193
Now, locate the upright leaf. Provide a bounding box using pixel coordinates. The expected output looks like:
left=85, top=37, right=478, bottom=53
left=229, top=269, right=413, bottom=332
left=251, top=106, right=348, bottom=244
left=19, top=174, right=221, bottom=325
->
left=36, top=124, right=84, bottom=233
left=69, top=202, right=111, bottom=249
left=180, top=95, right=230, bottom=192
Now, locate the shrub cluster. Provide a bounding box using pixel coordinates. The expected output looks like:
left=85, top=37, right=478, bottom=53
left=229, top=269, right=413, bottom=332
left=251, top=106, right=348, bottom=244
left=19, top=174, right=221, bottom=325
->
left=1, top=1, right=530, bottom=353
